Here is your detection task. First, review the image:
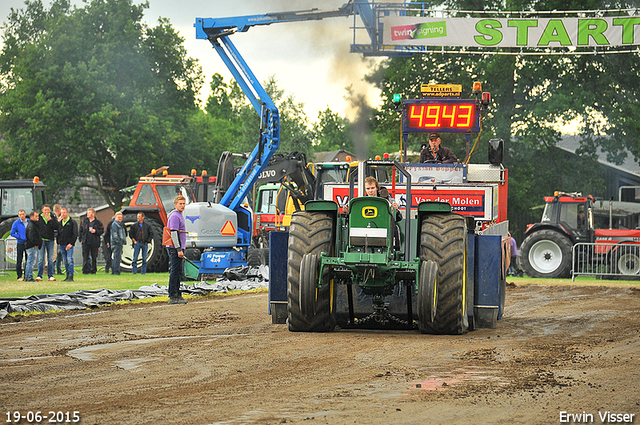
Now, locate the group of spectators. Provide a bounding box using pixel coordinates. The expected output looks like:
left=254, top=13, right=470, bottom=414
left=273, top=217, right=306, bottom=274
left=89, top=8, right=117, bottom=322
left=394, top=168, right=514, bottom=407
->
left=10, top=206, right=154, bottom=281
left=102, top=211, right=154, bottom=275
left=11, top=204, right=78, bottom=282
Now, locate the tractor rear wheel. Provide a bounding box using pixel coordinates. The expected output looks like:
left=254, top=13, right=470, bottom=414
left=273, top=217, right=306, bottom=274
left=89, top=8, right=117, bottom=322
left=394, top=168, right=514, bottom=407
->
left=417, top=260, right=438, bottom=333
left=613, top=246, right=640, bottom=276
left=419, top=213, right=468, bottom=335
left=519, top=230, right=572, bottom=278
left=246, top=247, right=265, bottom=267
left=299, top=253, right=319, bottom=318
left=287, top=211, right=335, bottom=332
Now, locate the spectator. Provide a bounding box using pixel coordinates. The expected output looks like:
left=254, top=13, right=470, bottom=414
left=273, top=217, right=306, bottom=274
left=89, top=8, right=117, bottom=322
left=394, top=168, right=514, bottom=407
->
left=79, top=208, right=104, bottom=274
left=37, top=204, right=58, bottom=281
left=10, top=209, right=28, bottom=281
left=53, top=204, right=63, bottom=275
left=110, top=212, right=126, bottom=275
left=57, top=207, right=78, bottom=282
left=419, top=132, right=458, bottom=164
left=166, top=195, right=187, bottom=304
left=128, top=212, right=153, bottom=274
left=24, top=211, right=42, bottom=282
left=102, top=215, right=114, bottom=274
left=508, top=234, right=519, bottom=277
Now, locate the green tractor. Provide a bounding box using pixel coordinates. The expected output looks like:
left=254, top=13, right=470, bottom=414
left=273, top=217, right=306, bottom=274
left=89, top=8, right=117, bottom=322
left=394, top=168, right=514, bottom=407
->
left=285, top=161, right=473, bottom=335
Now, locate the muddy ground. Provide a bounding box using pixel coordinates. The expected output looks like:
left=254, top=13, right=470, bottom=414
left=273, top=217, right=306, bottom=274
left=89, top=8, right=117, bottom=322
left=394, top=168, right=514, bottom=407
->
left=1, top=281, right=639, bottom=425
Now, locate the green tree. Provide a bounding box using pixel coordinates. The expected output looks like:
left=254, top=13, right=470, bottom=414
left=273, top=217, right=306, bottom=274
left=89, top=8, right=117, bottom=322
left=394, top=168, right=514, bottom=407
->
left=0, top=0, right=203, bottom=209
left=227, top=75, right=313, bottom=156
left=205, top=73, right=234, bottom=121
left=312, top=108, right=354, bottom=153
left=182, top=109, right=235, bottom=176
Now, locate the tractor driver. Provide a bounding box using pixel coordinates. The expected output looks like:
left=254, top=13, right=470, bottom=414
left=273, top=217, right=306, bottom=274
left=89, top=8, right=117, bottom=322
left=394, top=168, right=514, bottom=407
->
left=420, top=132, right=459, bottom=164
left=343, top=176, right=399, bottom=215
left=364, top=176, right=399, bottom=210
left=364, top=176, right=402, bottom=250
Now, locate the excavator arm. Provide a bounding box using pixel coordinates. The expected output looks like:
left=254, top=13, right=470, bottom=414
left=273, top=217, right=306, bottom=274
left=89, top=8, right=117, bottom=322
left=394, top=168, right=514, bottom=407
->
left=256, top=152, right=316, bottom=208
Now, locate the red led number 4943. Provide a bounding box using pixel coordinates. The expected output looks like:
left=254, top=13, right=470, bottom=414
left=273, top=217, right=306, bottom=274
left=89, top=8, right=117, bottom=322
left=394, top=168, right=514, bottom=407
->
left=405, top=101, right=479, bottom=132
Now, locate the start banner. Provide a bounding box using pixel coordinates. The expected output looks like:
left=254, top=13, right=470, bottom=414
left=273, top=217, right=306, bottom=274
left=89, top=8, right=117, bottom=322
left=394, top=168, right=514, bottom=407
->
left=383, top=16, right=640, bottom=49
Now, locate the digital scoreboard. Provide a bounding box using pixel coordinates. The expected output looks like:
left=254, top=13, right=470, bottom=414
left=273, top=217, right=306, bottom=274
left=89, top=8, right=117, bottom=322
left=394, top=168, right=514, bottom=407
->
left=402, top=99, right=481, bottom=133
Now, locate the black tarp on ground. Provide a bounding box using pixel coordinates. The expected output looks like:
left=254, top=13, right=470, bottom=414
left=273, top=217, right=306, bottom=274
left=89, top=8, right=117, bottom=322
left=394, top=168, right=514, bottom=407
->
left=0, top=265, right=269, bottom=319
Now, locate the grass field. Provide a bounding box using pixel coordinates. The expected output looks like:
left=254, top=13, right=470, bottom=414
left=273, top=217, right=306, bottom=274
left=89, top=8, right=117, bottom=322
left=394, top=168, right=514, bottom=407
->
left=505, top=274, right=640, bottom=287
left=0, top=268, right=169, bottom=298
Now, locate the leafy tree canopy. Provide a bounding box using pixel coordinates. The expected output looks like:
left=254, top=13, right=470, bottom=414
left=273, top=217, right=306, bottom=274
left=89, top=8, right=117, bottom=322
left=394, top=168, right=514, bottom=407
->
left=0, top=0, right=203, bottom=209
left=313, top=108, right=354, bottom=154
left=205, top=74, right=316, bottom=159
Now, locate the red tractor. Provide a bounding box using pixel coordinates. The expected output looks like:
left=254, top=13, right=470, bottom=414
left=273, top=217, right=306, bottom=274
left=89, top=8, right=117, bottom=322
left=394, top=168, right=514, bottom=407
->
left=519, top=192, right=640, bottom=278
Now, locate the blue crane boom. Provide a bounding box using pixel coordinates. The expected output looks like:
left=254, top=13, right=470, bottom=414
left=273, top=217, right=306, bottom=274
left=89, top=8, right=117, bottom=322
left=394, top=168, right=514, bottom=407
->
left=201, top=34, right=279, bottom=211
left=193, top=0, right=386, bottom=211
left=195, top=5, right=356, bottom=37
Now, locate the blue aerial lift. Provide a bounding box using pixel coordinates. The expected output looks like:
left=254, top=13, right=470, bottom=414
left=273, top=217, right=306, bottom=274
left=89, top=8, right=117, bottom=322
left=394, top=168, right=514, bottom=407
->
left=185, top=1, right=412, bottom=275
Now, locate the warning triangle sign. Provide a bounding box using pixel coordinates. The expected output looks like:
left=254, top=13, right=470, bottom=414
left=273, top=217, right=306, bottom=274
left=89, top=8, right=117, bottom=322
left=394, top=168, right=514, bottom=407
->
left=220, top=221, right=236, bottom=236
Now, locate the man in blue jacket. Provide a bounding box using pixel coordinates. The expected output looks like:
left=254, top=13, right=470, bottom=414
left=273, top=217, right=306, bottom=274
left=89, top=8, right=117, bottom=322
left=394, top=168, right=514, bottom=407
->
left=110, top=212, right=126, bottom=275
left=10, top=209, right=28, bottom=281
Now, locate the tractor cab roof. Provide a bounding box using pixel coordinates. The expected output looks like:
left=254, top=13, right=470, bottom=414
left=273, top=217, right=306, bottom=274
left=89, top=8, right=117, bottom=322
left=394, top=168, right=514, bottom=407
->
left=0, top=178, right=45, bottom=190
left=544, top=196, right=590, bottom=204
left=139, top=176, right=193, bottom=184
left=545, top=191, right=595, bottom=205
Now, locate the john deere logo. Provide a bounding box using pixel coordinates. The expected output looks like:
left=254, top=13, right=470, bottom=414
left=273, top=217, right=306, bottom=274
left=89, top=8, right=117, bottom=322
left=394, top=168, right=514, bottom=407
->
left=362, top=206, right=378, bottom=218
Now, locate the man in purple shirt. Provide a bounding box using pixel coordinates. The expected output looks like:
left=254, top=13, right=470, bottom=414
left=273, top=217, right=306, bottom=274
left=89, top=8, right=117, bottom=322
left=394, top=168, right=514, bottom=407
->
left=166, top=195, right=187, bottom=304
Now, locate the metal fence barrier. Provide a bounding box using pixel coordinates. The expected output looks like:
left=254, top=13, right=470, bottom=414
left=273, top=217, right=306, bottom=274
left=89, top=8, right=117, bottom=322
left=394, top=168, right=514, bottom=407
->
left=0, top=239, right=9, bottom=276
left=572, top=242, right=640, bottom=280
left=479, top=220, right=509, bottom=237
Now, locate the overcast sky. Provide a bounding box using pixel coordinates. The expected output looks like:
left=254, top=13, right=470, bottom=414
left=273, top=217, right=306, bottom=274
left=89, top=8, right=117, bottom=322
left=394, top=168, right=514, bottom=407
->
left=0, top=0, right=382, bottom=121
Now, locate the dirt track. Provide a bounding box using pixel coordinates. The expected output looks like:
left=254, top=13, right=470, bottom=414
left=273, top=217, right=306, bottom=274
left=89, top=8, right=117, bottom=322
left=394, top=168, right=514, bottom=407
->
left=1, top=281, right=639, bottom=425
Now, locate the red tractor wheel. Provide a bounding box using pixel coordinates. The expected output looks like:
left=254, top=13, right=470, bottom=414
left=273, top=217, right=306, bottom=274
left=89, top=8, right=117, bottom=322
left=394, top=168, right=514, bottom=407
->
left=519, top=230, right=572, bottom=279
